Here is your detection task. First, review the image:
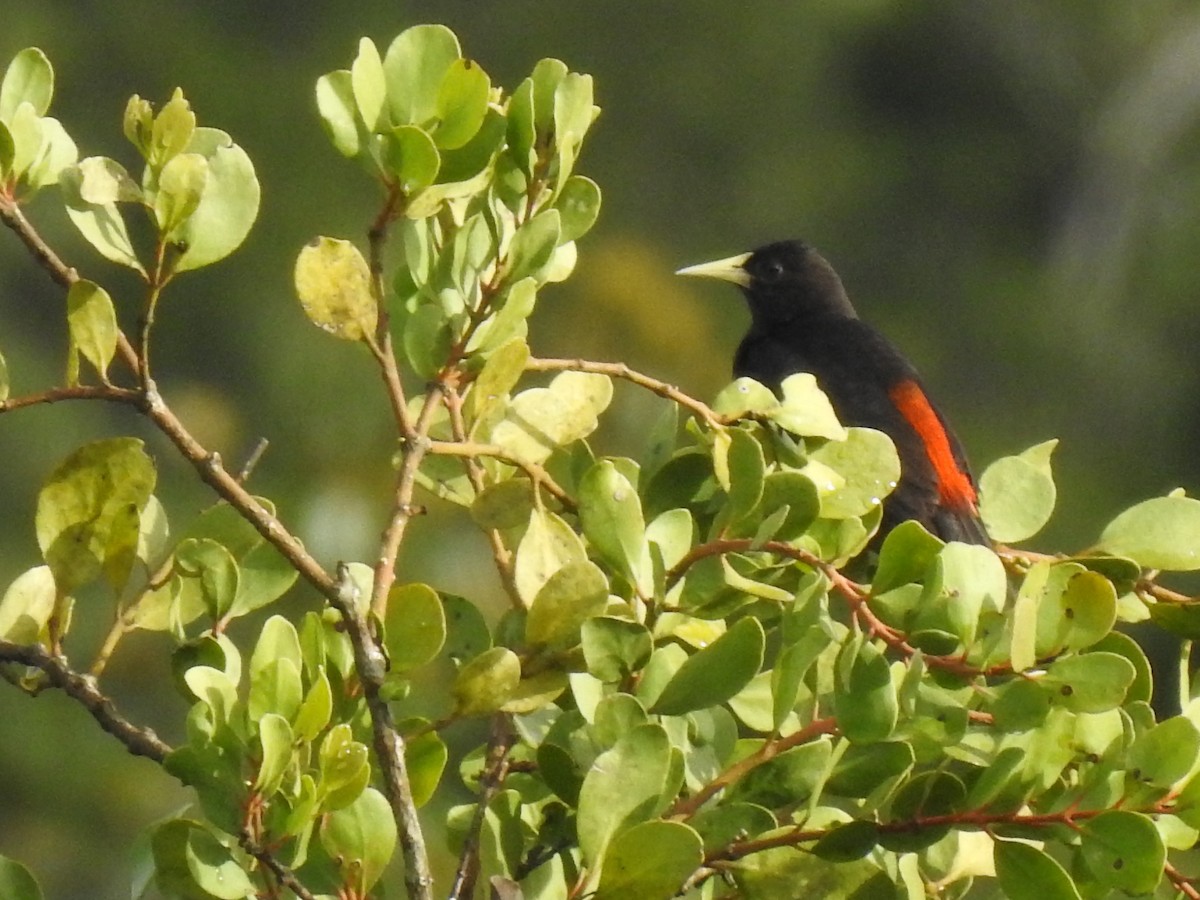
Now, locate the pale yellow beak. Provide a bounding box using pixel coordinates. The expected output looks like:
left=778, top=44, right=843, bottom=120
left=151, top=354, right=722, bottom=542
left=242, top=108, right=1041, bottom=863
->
left=675, top=252, right=752, bottom=287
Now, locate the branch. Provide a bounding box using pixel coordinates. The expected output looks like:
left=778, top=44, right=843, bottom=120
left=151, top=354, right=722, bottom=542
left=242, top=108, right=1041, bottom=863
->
left=0, top=384, right=141, bottom=414
left=370, top=386, right=444, bottom=619
left=442, top=391, right=524, bottom=609
left=0, top=195, right=139, bottom=372
left=667, top=716, right=838, bottom=820
left=239, top=831, right=318, bottom=900
left=526, top=356, right=721, bottom=426
left=666, top=538, right=1011, bottom=679
left=426, top=438, right=574, bottom=510
left=0, top=639, right=171, bottom=762
left=332, top=565, right=433, bottom=900
left=449, top=715, right=516, bottom=900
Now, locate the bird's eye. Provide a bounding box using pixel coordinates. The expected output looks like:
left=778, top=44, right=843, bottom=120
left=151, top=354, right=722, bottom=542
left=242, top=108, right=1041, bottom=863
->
left=760, top=259, right=785, bottom=281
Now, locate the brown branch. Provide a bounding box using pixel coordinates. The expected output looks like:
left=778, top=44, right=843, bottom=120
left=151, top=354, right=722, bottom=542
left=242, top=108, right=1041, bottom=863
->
left=0, top=195, right=139, bottom=371
left=665, top=538, right=1012, bottom=678
left=0, top=639, right=171, bottom=762
left=449, top=715, right=516, bottom=900
left=442, top=391, right=524, bottom=609
left=239, top=830, right=318, bottom=900
left=1167, top=862, right=1200, bottom=900
left=370, top=386, right=444, bottom=620
left=526, top=356, right=720, bottom=426
left=668, top=716, right=839, bottom=820
left=426, top=438, right=574, bottom=510
left=0, top=384, right=141, bottom=414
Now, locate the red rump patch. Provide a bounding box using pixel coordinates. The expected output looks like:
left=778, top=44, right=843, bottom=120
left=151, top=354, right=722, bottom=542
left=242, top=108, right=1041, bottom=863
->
left=888, top=380, right=978, bottom=511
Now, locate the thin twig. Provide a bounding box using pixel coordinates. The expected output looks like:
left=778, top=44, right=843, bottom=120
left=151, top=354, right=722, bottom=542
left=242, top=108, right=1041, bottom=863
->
left=0, top=384, right=140, bottom=414
left=0, top=639, right=172, bottom=761
left=239, top=830, right=319, bottom=900
left=0, top=195, right=139, bottom=371
left=667, top=717, right=838, bottom=820
left=426, top=438, right=574, bottom=510
left=449, top=715, right=516, bottom=900
left=370, top=386, right=444, bottom=620
left=333, top=565, right=433, bottom=900
left=527, top=356, right=720, bottom=426
left=443, top=391, right=524, bottom=609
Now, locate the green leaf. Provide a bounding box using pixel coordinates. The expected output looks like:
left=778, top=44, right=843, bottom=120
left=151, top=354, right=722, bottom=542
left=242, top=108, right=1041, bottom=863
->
left=149, top=90, right=196, bottom=167
left=294, top=667, right=332, bottom=742
left=595, top=820, right=703, bottom=900
left=406, top=729, right=447, bottom=807
left=809, top=427, right=900, bottom=518
left=582, top=616, right=653, bottom=683
left=827, top=741, right=914, bottom=798
left=491, top=370, right=612, bottom=465
left=470, top=277, right=537, bottom=354
left=527, top=560, right=609, bottom=647
left=316, top=69, right=361, bottom=157
left=1128, top=716, right=1200, bottom=788
left=351, top=38, right=386, bottom=132
left=35, top=438, right=156, bottom=594
left=0, top=853, right=43, bottom=900
left=1078, top=810, right=1164, bottom=894
left=729, top=740, right=832, bottom=808
left=434, top=58, right=490, bottom=149
left=376, top=124, right=439, bottom=193
left=467, top=337, right=529, bottom=424
left=650, top=617, right=765, bottom=716
left=0, top=121, right=12, bottom=175
left=812, top=821, right=881, bottom=863
left=383, top=25, right=461, bottom=126
left=881, top=771, right=965, bottom=851
left=577, top=724, right=672, bottom=865
left=254, top=713, right=293, bottom=795
left=470, top=479, right=535, bottom=531
left=172, top=129, right=259, bottom=272
left=712, top=377, right=778, bottom=419
left=294, top=236, right=377, bottom=342
left=320, top=788, right=397, bottom=894
left=184, top=827, right=255, bottom=900
left=0, top=566, right=56, bottom=644
left=1098, top=494, right=1200, bottom=571
left=385, top=582, right=446, bottom=673
left=1, top=48, right=53, bottom=121
left=770, top=373, right=848, bottom=440
left=979, top=440, right=1058, bottom=542
left=0, top=350, right=9, bottom=402
left=1038, top=567, right=1116, bottom=655
left=60, top=165, right=144, bottom=274
left=401, top=300, right=453, bottom=378
left=74, top=155, right=140, bottom=205
left=725, top=426, right=766, bottom=522
left=833, top=638, right=898, bottom=744
left=1042, top=652, right=1136, bottom=713
left=994, top=840, right=1081, bottom=900
left=555, top=175, right=602, bottom=243
left=514, top=507, right=589, bottom=606
left=154, top=151, right=208, bottom=237
left=453, top=647, right=521, bottom=715
left=319, top=724, right=371, bottom=810
left=915, top=542, right=1007, bottom=648
left=506, top=210, right=561, bottom=284
left=579, top=460, right=651, bottom=593
left=66, top=279, right=117, bottom=381
left=19, top=115, right=75, bottom=190
left=872, top=521, right=943, bottom=594
left=175, top=538, right=239, bottom=620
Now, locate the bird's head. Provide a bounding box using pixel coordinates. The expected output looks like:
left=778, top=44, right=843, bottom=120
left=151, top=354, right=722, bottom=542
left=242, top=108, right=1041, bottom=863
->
left=677, top=239, right=857, bottom=324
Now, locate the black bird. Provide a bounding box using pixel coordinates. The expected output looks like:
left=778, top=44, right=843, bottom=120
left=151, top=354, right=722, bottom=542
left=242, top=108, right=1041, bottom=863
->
left=678, top=239, right=989, bottom=546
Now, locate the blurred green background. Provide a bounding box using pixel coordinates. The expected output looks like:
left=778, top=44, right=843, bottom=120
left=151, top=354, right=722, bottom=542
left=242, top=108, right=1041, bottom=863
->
left=3, top=2, right=1200, bottom=897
